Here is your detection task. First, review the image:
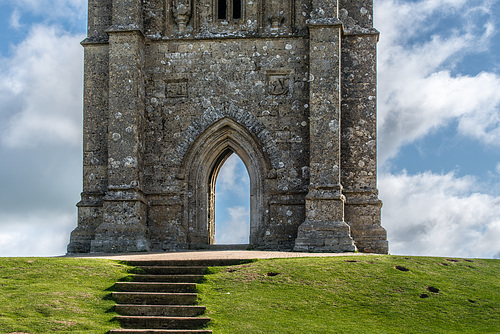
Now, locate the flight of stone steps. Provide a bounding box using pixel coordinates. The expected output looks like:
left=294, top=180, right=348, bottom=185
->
left=109, top=259, right=244, bottom=334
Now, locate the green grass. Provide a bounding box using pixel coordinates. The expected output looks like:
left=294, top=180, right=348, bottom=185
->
left=198, top=256, right=500, bottom=334
left=0, top=256, right=498, bottom=333
left=0, top=258, right=131, bottom=334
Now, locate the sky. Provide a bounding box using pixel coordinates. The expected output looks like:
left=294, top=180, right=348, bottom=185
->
left=0, top=0, right=499, bottom=258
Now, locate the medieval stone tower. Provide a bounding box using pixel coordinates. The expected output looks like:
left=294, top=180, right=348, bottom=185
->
left=67, top=0, right=388, bottom=253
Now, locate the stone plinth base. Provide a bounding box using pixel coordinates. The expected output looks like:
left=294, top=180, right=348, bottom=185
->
left=90, top=237, right=150, bottom=253
left=356, top=239, right=388, bottom=254
left=67, top=230, right=93, bottom=254
left=294, top=219, right=356, bottom=252
left=89, top=198, right=150, bottom=253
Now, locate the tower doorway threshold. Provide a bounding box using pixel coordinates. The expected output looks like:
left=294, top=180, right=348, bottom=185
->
left=191, top=244, right=251, bottom=251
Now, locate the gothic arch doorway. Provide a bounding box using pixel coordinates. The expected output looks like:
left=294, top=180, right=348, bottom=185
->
left=182, top=117, right=270, bottom=248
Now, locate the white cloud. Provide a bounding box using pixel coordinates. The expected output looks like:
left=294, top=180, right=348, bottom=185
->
left=216, top=154, right=250, bottom=195
left=0, top=0, right=497, bottom=260
left=2, top=0, right=87, bottom=22
left=0, top=25, right=84, bottom=148
left=215, top=206, right=250, bottom=244
left=9, top=8, right=23, bottom=29
left=375, top=0, right=500, bottom=164
left=0, top=211, right=75, bottom=256
left=379, top=171, right=500, bottom=259
left=375, top=0, right=468, bottom=46
left=375, top=0, right=500, bottom=259
left=215, top=155, right=251, bottom=244
left=0, top=22, right=83, bottom=257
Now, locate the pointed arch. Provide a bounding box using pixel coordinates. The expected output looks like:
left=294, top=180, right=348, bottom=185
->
left=172, top=104, right=280, bottom=172
left=182, top=117, right=270, bottom=247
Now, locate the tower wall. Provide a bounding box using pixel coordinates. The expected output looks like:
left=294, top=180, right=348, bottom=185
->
left=68, top=0, right=388, bottom=254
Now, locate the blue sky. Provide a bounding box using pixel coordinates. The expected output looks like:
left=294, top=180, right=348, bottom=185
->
left=215, top=155, right=250, bottom=244
left=0, top=0, right=499, bottom=258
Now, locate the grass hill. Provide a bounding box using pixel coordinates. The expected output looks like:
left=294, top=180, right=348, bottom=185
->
left=0, top=258, right=129, bottom=333
left=199, top=256, right=500, bottom=333
left=0, top=255, right=498, bottom=333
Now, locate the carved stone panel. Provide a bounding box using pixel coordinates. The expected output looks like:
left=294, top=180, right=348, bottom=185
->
left=166, top=78, right=188, bottom=98
left=267, top=70, right=292, bottom=96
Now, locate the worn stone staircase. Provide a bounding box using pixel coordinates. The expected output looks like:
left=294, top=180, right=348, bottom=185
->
left=109, top=259, right=244, bottom=334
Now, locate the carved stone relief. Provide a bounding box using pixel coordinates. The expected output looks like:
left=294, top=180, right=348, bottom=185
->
left=166, top=78, right=188, bottom=98
left=172, top=0, right=192, bottom=32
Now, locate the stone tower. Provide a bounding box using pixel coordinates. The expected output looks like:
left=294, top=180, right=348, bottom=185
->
left=67, top=0, right=388, bottom=253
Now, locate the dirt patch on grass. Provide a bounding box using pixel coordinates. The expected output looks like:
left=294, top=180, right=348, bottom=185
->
left=426, top=286, right=439, bottom=293
left=394, top=265, right=410, bottom=272
left=239, top=272, right=260, bottom=282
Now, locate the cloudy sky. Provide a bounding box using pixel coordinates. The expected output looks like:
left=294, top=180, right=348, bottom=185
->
left=0, top=0, right=499, bottom=258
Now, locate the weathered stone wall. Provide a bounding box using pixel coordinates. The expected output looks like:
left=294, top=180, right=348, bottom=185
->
left=67, top=0, right=388, bottom=254
left=143, top=38, right=310, bottom=250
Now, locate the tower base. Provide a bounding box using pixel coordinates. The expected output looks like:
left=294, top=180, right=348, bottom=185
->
left=294, top=219, right=357, bottom=252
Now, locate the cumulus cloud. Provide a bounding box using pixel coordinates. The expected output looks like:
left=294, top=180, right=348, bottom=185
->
left=0, top=212, right=75, bottom=256
left=374, top=0, right=500, bottom=259
left=375, top=0, right=500, bottom=163
left=379, top=171, right=500, bottom=259
left=9, top=8, right=23, bottom=29
left=215, top=206, right=250, bottom=244
left=0, top=25, right=84, bottom=148
left=216, top=154, right=250, bottom=195
left=215, top=154, right=251, bottom=243
left=1, top=0, right=86, bottom=23
left=1, top=0, right=498, bottom=259
left=0, top=23, right=83, bottom=255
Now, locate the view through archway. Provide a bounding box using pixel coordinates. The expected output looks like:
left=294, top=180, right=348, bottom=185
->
left=214, top=153, right=250, bottom=244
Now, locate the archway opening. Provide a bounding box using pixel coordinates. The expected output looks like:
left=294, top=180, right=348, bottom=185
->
left=213, top=152, right=250, bottom=244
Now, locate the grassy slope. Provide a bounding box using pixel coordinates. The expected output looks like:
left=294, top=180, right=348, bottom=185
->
left=0, top=258, right=131, bottom=334
left=198, top=256, right=500, bottom=334
left=0, top=256, right=498, bottom=334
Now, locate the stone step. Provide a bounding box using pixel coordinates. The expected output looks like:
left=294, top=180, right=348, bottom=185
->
left=113, top=292, right=198, bottom=305
left=130, top=275, right=205, bottom=283
left=109, top=330, right=212, bottom=334
left=115, top=305, right=206, bottom=317
left=126, top=259, right=249, bottom=267
left=115, top=282, right=196, bottom=293
left=110, top=260, right=227, bottom=333
left=135, top=266, right=208, bottom=275
left=116, top=316, right=210, bottom=330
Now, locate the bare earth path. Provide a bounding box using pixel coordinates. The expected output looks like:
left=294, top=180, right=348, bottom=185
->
left=68, top=250, right=374, bottom=261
